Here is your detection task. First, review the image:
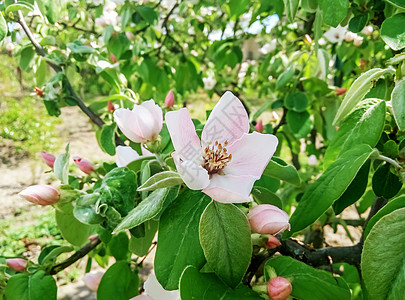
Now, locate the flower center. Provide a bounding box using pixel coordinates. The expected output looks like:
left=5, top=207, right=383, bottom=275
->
left=202, top=140, right=232, bottom=175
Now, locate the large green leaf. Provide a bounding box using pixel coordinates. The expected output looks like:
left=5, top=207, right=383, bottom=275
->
left=381, top=13, right=405, bottom=51
left=364, top=195, right=405, bottom=238
left=391, top=79, right=405, bottom=131
left=265, top=256, right=351, bottom=300
left=96, top=123, right=117, bottom=156
left=199, top=201, right=252, bottom=288
left=54, top=144, right=70, bottom=184
left=285, top=144, right=376, bottom=237
left=386, top=0, right=405, bottom=8
left=324, top=99, right=385, bottom=169
left=0, top=13, right=7, bottom=42
left=129, top=220, right=158, bottom=257
left=155, top=189, right=210, bottom=290
left=251, top=186, right=283, bottom=208
left=319, top=0, right=349, bottom=27
left=362, top=208, right=405, bottom=299
left=5, top=271, right=57, bottom=300
left=180, top=266, right=262, bottom=300
left=333, top=68, right=395, bottom=125
left=263, top=157, right=301, bottom=186
left=137, top=171, right=183, bottom=192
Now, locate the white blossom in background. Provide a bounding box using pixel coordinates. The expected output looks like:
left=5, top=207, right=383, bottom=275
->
left=203, top=75, right=216, bottom=90
left=344, top=31, right=357, bottom=42
left=353, top=35, right=364, bottom=47
left=362, top=25, right=373, bottom=35
left=260, top=39, right=277, bottom=55
left=95, top=2, right=119, bottom=27
left=111, top=0, right=126, bottom=4
left=90, top=0, right=104, bottom=5
left=324, top=25, right=347, bottom=43
left=308, top=155, right=318, bottom=166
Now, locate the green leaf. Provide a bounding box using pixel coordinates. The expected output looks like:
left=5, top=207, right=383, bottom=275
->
left=364, top=195, right=405, bottom=238
left=391, top=79, right=405, bottom=131
left=136, top=5, right=158, bottom=24
left=96, top=123, right=117, bottom=156
left=287, top=110, right=311, bottom=136
left=55, top=202, right=92, bottom=247
left=108, top=232, right=129, bottom=261
left=285, top=92, right=309, bottom=112
left=97, top=261, right=138, bottom=300
left=348, top=14, right=369, bottom=33
left=67, top=42, right=96, bottom=54
left=372, top=163, right=403, bottom=199
left=199, top=201, right=252, bottom=288
left=381, top=13, right=405, bottom=51
left=5, top=2, right=35, bottom=13
left=285, top=144, right=376, bottom=237
left=262, top=157, right=301, bottom=186
left=319, top=0, right=349, bottom=27
left=20, top=46, right=35, bottom=71
left=333, top=68, right=395, bottom=125
left=39, top=245, right=73, bottom=265
left=113, top=187, right=176, bottom=234
left=362, top=208, right=405, bottom=300
left=283, top=0, right=299, bottom=23
left=386, top=0, right=405, bottom=9
left=276, top=65, right=295, bottom=90
left=180, top=266, right=262, bottom=300
left=0, top=13, right=8, bottom=42
left=155, top=189, right=210, bottom=290
left=251, top=186, right=283, bottom=208
left=324, top=99, right=386, bottom=169
left=127, top=156, right=155, bottom=173
left=129, top=219, right=158, bottom=256
left=54, top=144, right=70, bottom=184
left=5, top=271, right=57, bottom=300
left=137, top=171, right=183, bottom=192
left=265, top=256, right=351, bottom=300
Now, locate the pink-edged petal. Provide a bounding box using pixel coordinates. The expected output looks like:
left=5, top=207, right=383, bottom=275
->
left=141, top=99, right=163, bottom=133
left=131, top=105, right=161, bottom=141
left=116, top=146, right=140, bottom=167
left=172, top=152, right=209, bottom=190
left=114, top=108, right=145, bottom=143
left=225, top=132, right=278, bottom=177
left=165, top=108, right=202, bottom=162
left=201, top=91, right=249, bottom=147
left=202, top=174, right=256, bottom=203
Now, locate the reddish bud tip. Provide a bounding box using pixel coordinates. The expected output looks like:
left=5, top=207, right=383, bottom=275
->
left=110, top=53, right=117, bottom=63
left=73, top=156, right=95, bottom=175
left=40, top=151, right=56, bottom=168
left=107, top=100, right=115, bottom=112
left=34, top=87, right=44, bottom=97
left=165, top=90, right=175, bottom=108
left=6, top=258, right=27, bottom=272
left=265, top=235, right=282, bottom=249
left=255, top=120, right=264, bottom=133
left=336, top=87, right=347, bottom=96
left=304, top=34, right=312, bottom=44
left=268, top=277, right=292, bottom=300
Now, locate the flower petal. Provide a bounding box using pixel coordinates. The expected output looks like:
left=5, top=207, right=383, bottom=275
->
left=116, top=146, right=140, bottom=167
left=172, top=152, right=209, bottom=190
left=131, top=104, right=161, bottom=141
left=114, top=108, right=145, bottom=143
left=166, top=108, right=202, bottom=162
left=202, top=174, right=256, bottom=203
left=141, top=99, right=163, bottom=134
left=201, top=91, right=249, bottom=146
left=144, top=272, right=180, bottom=300
left=225, top=132, right=278, bottom=177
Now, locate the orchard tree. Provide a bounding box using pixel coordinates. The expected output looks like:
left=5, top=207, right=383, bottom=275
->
left=0, top=0, right=405, bottom=299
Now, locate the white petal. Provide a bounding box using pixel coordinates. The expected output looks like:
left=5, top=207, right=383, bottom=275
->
left=225, top=132, right=278, bottom=178
left=165, top=108, right=202, bottom=162
left=114, top=108, right=146, bottom=143
left=202, top=174, right=256, bottom=203
left=144, top=272, right=180, bottom=300
left=116, top=146, right=140, bottom=167
left=172, top=152, right=209, bottom=190
left=131, top=105, right=161, bottom=141
left=141, top=99, right=163, bottom=134
left=201, top=91, right=249, bottom=146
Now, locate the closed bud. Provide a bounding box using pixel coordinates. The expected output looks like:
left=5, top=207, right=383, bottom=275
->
left=265, top=235, right=281, bottom=249
left=40, top=151, right=56, bottom=168
left=307, top=154, right=318, bottom=166
left=344, top=31, right=356, bottom=42
left=110, top=53, right=117, bottom=63
left=353, top=35, right=363, bottom=47
left=83, top=271, right=104, bottom=291
left=34, top=87, right=44, bottom=97
left=6, top=258, right=27, bottom=272
left=362, top=25, right=373, bottom=36
left=165, top=90, right=175, bottom=108
left=268, top=277, right=292, bottom=300
left=107, top=100, right=115, bottom=112
left=336, top=87, right=347, bottom=96
left=304, top=34, right=312, bottom=44
left=73, top=156, right=95, bottom=175
left=19, top=185, right=60, bottom=206
left=255, top=120, right=263, bottom=133
left=248, top=204, right=290, bottom=235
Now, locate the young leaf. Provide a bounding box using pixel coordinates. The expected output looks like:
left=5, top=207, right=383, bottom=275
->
left=285, top=144, right=377, bottom=237
left=263, top=157, right=301, bottom=186
left=5, top=271, right=57, bottom=300
left=199, top=201, right=252, bottom=288
left=137, top=171, right=183, bottom=192
left=362, top=208, right=405, bottom=299
left=265, top=256, right=351, bottom=300
left=0, top=13, right=7, bottom=42
left=333, top=68, right=395, bottom=125
left=96, top=123, right=117, bottom=156
left=276, top=65, right=295, bottom=90
left=381, top=13, right=405, bottom=51
left=251, top=186, right=283, bottom=208
left=319, top=0, right=349, bottom=27
left=391, top=79, right=405, bottom=131
left=155, top=189, right=210, bottom=290
left=372, top=163, right=403, bottom=199
left=180, top=266, right=262, bottom=300
left=129, top=220, right=158, bottom=256
left=54, top=144, right=70, bottom=184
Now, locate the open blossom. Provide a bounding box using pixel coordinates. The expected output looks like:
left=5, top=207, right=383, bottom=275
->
left=268, top=277, right=292, bottom=300
left=114, top=100, right=163, bottom=143
left=83, top=271, right=104, bottom=291
left=324, top=25, right=347, bottom=43
left=6, top=258, right=27, bottom=272
left=73, top=156, right=95, bottom=175
left=40, top=151, right=56, bottom=168
left=116, top=145, right=153, bottom=167
left=248, top=204, right=290, bottom=235
left=19, top=185, right=60, bottom=206
left=166, top=91, right=278, bottom=203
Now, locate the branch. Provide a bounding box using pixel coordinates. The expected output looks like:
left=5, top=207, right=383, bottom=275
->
left=48, top=237, right=101, bottom=275
left=60, top=22, right=98, bottom=35
left=272, top=107, right=287, bottom=135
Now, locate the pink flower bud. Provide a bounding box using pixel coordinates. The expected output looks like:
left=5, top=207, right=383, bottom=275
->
left=165, top=90, right=175, bottom=108
left=344, top=31, right=356, bottom=42
left=113, top=100, right=163, bottom=143
left=248, top=204, right=290, bottom=235
left=110, top=53, right=117, bottom=63
left=336, top=87, right=347, bottom=96
left=19, top=185, right=60, bottom=206
left=353, top=35, right=363, bottom=47
left=304, top=34, right=312, bottom=44
left=268, top=277, right=292, bottom=300
left=73, top=156, right=95, bottom=175
left=40, top=151, right=56, bottom=168
left=265, top=235, right=281, bottom=249
left=6, top=258, right=27, bottom=272
left=362, top=25, right=373, bottom=36
left=107, top=100, right=115, bottom=112
left=255, top=120, right=263, bottom=133
left=83, top=271, right=104, bottom=291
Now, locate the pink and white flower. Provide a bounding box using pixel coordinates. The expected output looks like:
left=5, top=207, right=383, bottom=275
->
left=116, top=145, right=153, bottom=167
left=19, top=185, right=60, bottom=206
left=130, top=272, right=180, bottom=300
left=82, top=271, right=104, bottom=291
left=165, top=91, right=278, bottom=203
